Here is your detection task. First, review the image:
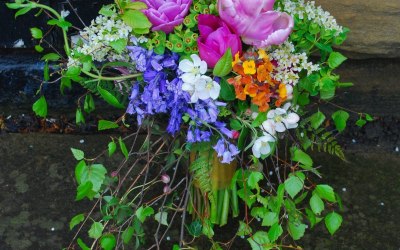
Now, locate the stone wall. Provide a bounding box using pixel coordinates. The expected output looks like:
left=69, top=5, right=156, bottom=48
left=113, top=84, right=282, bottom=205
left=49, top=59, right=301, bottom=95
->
left=315, top=0, right=400, bottom=58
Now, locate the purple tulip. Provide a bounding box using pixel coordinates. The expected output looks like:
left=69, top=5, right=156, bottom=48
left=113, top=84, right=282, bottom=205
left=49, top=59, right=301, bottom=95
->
left=197, top=14, right=242, bottom=68
left=139, top=0, right=192, bottom=34
left=218, top=0, right=294, bottom=48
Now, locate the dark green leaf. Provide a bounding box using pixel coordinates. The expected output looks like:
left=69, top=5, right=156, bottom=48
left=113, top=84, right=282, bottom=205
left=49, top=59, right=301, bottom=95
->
left=236, top=221, right=252, bottom=237
left=121, top=226, right=134, bottom=244
left=310, top=111, right=326, bottom=129
left=219, top=77, right=236, bottom=101
left=332, top=110, right=349, bottom=132
left=84, top=94, right=95, bottom=113
left=213, top=48, right=232, bottom=77
left=100, top=234, right=116, bottom=250
left=230, top=119, right=242, bottom=131
left=268, top=223, right=283, bottom=242
left=97, top=85, right=124, bottom=109
left=108, top=141, right=117, bottom=157
left=251, top=112, right=267, bottom=127
left=76, top=181, right=93, bottom=201
left=187, top=220, right=202, bottom=237
left=135, top=206, right=154, bottom=223
left=328, top=52, right=347, bottom=69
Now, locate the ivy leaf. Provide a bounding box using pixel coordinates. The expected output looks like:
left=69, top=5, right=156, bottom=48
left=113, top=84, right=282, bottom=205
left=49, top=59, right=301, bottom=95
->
left=135, top=206, right=154, bottom=223
left=247, top=231, right=270, bottom=250
left=325, top=212, right=343, bottom=235
left=315, top=184, right=336, bottom=202
left=284, top=172, right=305, bottom=199
left=69, top=214, right=85, bottom=230
left=121, top=226, right=134, bottom=244
left=187, top=220, right=202, bottom=237
left=98, top=120, right=119, bottom=131
left=288, top=222, right=307, bottom=240
left=310, top=194, right=324, bottom=215
left=332, top=110, right=349, bottom=132
left=268, top=223, right=283, bottom=242
left=88, top=221, right=104, bottom=239
left=154, top=212, right=168, bottom=226
left=30, top=27, right=43, bottom=39
left=100, top=234, right=116, bottom=250
left=247, top=171, right=263, bottom=189
left=213, top=48, right=232, bottom=77
left=32, top=96, right=47, bottom=117
left=71, top=148, right=85, bottom=161
left=328, top=52, right=347, bottom=69
left=310, top=111, right=326, bottom=129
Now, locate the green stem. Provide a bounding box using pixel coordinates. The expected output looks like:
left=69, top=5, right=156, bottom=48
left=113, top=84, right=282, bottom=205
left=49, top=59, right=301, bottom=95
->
left=220, top=189, right=230, bottom=226
left=82, top=70, right=142, bottom=81
left=26, top=2, right=71, bottom=55
left=210, top=190, right=218, bottom=224
left=231, top=183, right=239, bottom=218
left=217, top=189, right=224, bottom=222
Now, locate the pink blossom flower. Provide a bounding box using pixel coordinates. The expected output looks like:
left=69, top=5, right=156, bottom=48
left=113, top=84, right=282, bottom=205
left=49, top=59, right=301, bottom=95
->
left=218, top=0, right=294, bottom=48
left=161, top=174, right=170, bottom=184
left=197, top=14, right=242, bottom=68
left=139, top=0, right=192, bottom=34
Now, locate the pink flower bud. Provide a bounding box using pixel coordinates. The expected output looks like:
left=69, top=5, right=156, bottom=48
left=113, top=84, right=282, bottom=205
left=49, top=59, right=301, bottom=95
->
left=161, top=174, right=170, bottom=184
left=163, top=185, right=171, bottom=194
left=110, top=171, right=118, bottom=177
left=232, top=130, right=240, bottom=139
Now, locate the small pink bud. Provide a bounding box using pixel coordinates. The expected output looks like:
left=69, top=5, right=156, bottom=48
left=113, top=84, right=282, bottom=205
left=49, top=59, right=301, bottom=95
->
left=111, top=171, right=118, bottom=177
left=163, top=185, right=171, bottom=194
left=161, top=174, right=170, bottom=184
left=232, top=130, right=240, bottom=139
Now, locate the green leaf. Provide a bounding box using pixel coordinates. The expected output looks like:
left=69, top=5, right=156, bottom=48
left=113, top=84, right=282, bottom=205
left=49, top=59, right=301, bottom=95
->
left=69, top=214, right=85, bottom=230
left=291, top=147, right=313, bottom=168
left=84, top=94, right=95, bottom=113
left=15, top=7, right=32, bottom=18
left=187, top=220, right=202, bottom=237
left=100, top=234, right=116, bottom=250
left=41, top=53, right=60, bottom=61
left=315, top=184, right=336, bottom=202
left=213, top=48, right=232, bottom=77
left=154, top=212, right=168, bottom=226
left=325, top=212, right=343, bottom=235
left=219, top=77, right=236, bottom=101
left=109, top=38, right=127, bottom=54
left=310, top=194, right=324, bottom=215
left=202, top=219, right=214, bottom=238
left=328, top=52, right=347, bottom=69
left=135, top=206, right=154, bottom=223
left=365, top=113, right=374, bottom=121
left=337, top=82, right=354, bottom=88
left=332, top=110, right=349, bottom=133
left=77, top=238, right=90, bottom=250
left=32, top=96, right=47, bottom=117
left=121, top=226, right=134, bottom=244
left=121, top=10, right=152, bottom=30
left=30, top=27, right=43, bottom=39
left=268, top=224, right=283, bottom=242
left=251, top=112, right=267, bottom=127
left=79, top=164, right=108, bottom=192
left=262, top=212, right=278, bottom=227
left=119, top=137, right=129, bottom=159
left=238, top=127, right=249, bottom=150
left=356, top=119, right=367, bottom=127
left=43, top=62, right=50, bottom=81
left=76, top=181, right=93, bottom=201
left=125, top=2, right=148, bottom=10
left=88, top=221, right=104, bottom=239
left=71, top=148, right=85, bottom=161
left=247, top=171, right=263, bottom=189
left=75, top=160, right=86, bottom=183
left=247, top=231, right=270, bottom=250
left=108, top=141, right=117, bottom=157
left=98, top=120, right=119, bottom=131
left=284, top=172, right=305, bottom=199
left=288, top=222, right=306, bottom=240
left=237, top=221, right=252, bottom=237
left=34, top=45, right=44, bottom=53
left=310, top=111, right=326, bottom=129
left=97, top=85, right=124, bottom=109
left=76, top=108, right=85, bottom=125
left=230, top=119, right=242, bottom=131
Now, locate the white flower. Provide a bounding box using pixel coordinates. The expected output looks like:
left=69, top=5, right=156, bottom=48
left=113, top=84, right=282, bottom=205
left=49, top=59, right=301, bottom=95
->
left=261, top=103, right=300, bottom=135
left=183, top=76, right=220, bottom=103
left=179, top=54, right=207, bottom=83
left=252, top=134, right=276, bottom=158
left=61, top=10, right=70, bottom=18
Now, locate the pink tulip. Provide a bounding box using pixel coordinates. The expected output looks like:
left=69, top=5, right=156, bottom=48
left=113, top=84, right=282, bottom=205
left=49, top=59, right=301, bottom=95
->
left=218, top=0, right=294, bottom=48
left=140, top=0, right=192, bottom=34
left=197, top=14, right=242, bottom=68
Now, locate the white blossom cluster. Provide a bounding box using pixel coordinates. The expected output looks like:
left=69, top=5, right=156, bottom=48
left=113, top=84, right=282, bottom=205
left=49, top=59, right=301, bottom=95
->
left=278, top=0, right=343, bottom=35
left=268, top=41, right=320, bottom=85
left=68, top=13, right=132, bottom=67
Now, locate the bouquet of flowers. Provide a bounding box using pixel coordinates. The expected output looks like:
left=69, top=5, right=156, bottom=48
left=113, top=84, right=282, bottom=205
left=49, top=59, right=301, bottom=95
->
left=8, top=0, right=368, bottom=249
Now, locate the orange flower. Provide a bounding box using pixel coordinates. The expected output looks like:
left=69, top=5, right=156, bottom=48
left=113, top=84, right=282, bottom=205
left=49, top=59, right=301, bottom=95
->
left=243, top=60, right=256, bottom=75
left=232, top=52, right=241, bottom=67
left=244, top=83, right=258, bottom=97
left=258, top=49, right=268, bottom=60
left=278, top=83, right=288, bottom=99
left=257, top=64, right=268, bottom=82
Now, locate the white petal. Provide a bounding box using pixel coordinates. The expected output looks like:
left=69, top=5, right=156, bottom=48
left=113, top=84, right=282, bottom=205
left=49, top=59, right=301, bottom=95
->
left=259, top=143, right=271, bottom=155
left=182, top=82, right=194, bottom=92
left=199, top=60, right=208, bottom=74
left=285, top=113, right=300, bottom=124
left=283, top=102, right=291, bottom=111
left=275, top=122, right=286, bottom=132
left=267, top=110, right=276, bottom=119
left=275, top=108, right=287, bottom=115
left=261, top=120, right=276, bottom=136
left=209, top=83, right=220, bottom=99
left=178, top=60, right=193, bottom=72
left=181, top=73, right=196, bottom=83
left=197, top=90, right=210, bottom=100
left=252, top=141, right=261, bottom=158
left=190, top=93, right=199, bottom=103
left=190, top=54, right=201, bottom=66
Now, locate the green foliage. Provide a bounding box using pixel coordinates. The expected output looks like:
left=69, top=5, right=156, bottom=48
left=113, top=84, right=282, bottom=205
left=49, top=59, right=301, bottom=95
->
left=213, top=48, right=233, bottom=76
left=89, top=221, right=104, bottom=239
left=98, top=120, right=119, bottom=131
left=219, top=78, right=236, bottom=101
left=325, top=212, right=343, bottom=235
left=135, top=206, right=154, bottom=223
left=332, top=110, right=349, bottom=132
left=71, top=148, right=85, bottom=161
left=32, top=96, right=47, bottom=117
left=100, top=234, right=116, bottom=250
left=247, top=231, right=271, bottom=250
left=69, top=214, right=85, bottom=230
left=284, top=172, right=305, bottom=198
left=187, top=220, right=203, bottom=237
